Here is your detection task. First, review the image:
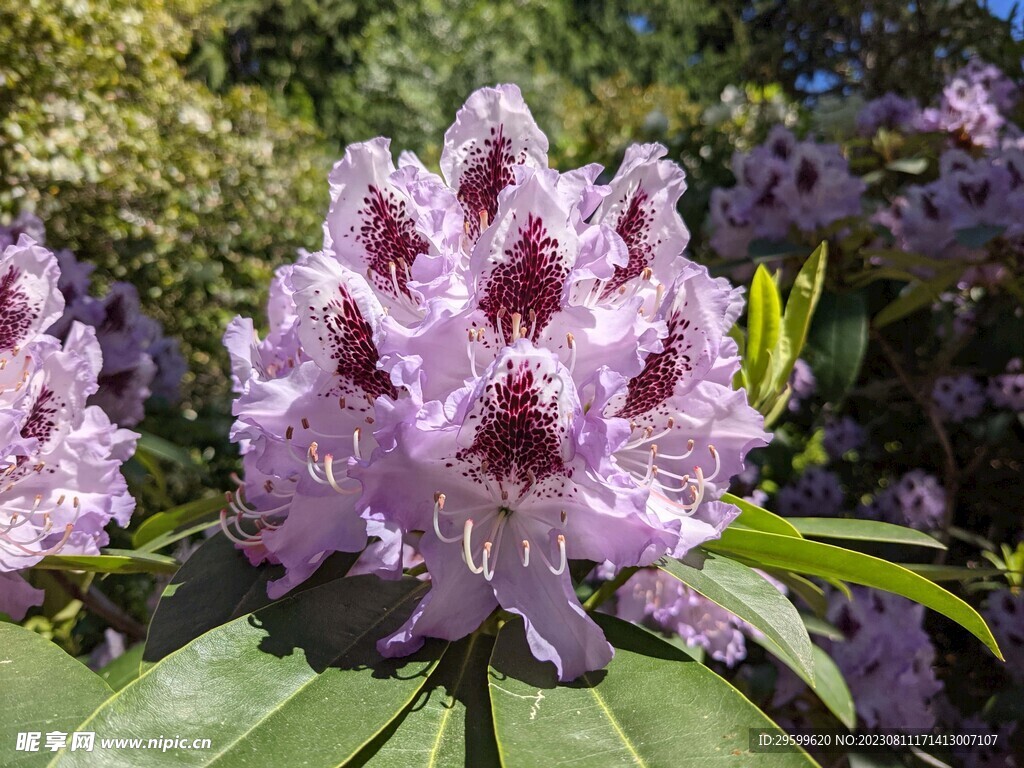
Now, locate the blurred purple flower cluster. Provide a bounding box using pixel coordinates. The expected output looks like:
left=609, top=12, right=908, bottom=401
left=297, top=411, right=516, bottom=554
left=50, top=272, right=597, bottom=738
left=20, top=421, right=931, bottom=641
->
left=776, top=466, right=844, bottom=518
left=2, top=213, right=185, bottom=426
left=0, top=235, right=138, bottom=619
left=611, top=567, right=752, bottom=666
left=224, top=85, right=770, bottom=680
left=709, top=127, right=865, bottom=267
left=884, top=148, right=1024, bottom=286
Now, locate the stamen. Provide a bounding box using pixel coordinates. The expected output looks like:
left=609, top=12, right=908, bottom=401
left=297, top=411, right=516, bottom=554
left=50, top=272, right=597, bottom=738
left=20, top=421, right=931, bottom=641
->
left=566, top=333, right=577, bottom=374
left=496, top=307, right=508, bottom=346
left=352, top=428, right=362, bottom=461
left=323, top=454, right=359, bottom=495
left=511, top=312, right=522, bottom=341
left=432, top=494, right=463, bottom=543
left=482, top=541, right=495, bottom=581
left=548, top=534, right=567, bottom=575
left=528, top=309, right=538, bottom=340
left=479, top=209, right=489, bottom=230
left=704, top=445, right=721, bottom=482
left=463, top=519, right=484, bottom=574
left=520, top=539, right=530, bottom=567
left=657, top=438, right=695, bottom=460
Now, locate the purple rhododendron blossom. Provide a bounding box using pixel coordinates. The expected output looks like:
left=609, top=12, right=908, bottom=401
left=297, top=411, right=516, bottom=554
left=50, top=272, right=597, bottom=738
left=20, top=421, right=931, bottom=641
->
left=225, top=85, right=769, bottom=679
left=3, top=214, right=185, bottom=426
left=885, top=148, right=1024, bottom=286
left=988, top=358, right=1024, bottom=411
left=777, top=466, right=843, bottom=517
left=787, top=358, right=816, bottom=413
left=915, top=61, right=1019, bottom=148
left=612, top=567, right=751, bottom=666
left=822, top=416, right=866, bottom=459
left=932, top=374, right=986, bottom=422
left=826, top=588, right=943, bottom=728
left=709, top=127, right=865, bottom=270
left=1, top=236, right=138, bottom=619
left=856, top=93, right=921, bottom=135
left=982, top=589, right=1024, bottom=684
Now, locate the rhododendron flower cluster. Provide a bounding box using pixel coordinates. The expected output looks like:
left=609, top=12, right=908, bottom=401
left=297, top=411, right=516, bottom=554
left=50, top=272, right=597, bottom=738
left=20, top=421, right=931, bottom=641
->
left=609, top=566, right=763, bottom=666
left=1, top=213, right=185, bottom=426
left=224, top=85, right=768, bottom=679
left=0, top=236, right=137, bottom=619
left=709, top=126, right=865, bottom=267
left=856, top=93, right=920, bottom=136
left=776, top=466, right=844, bottom=518
left=884, top=148, right=1024, bottom=285
left=917, top=61, right=1019, bottom=148
left=776, top=589, right=943, bottom=729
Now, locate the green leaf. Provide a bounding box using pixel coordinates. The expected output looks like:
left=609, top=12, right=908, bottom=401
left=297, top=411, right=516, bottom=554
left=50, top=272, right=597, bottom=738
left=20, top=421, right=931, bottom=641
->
left=873, top=269, right=961, bottom=328
left=0, top=623, right=113, bottom=767
left=54, top=577, right=442, bottom=768
left=898, top=564, right=1007, bottom=582
left=885, top=157, right=929, bottom=175
left=132, top=496, right=224, bottom=548
left=96, top=644, right=144, bottom=691
left=746, top=265, right=783, bottom=401
left=144, top=533, right=356, bottom=664
left=488, top=614, right=818, bottom=767
left=806, top=291, right=868, bottom=402
left=724, top=493, right=803, bottom=538
left=748, top=238, right=807, bottom=260
left=788, top=518, right=945, bottom=549
left=769, top=571, right=829, bottom=617
left=134, top=432, right=194, bottom=467
left=954, top=224, right=1006, bottom=248
left=351, top=633, right=500, bottom=767
left=136, top=518, right=220, bottom=555
left=705, top=528, right=1003, bottom=659
left=801, top=613, right=844, bottom=641
left=765, top=242, right=827, bottom=405
left=34, top=550, right=179, bottom=575
left=657, top=553, right=814, bottom=681
left=749, top=637, right=855, bottom=729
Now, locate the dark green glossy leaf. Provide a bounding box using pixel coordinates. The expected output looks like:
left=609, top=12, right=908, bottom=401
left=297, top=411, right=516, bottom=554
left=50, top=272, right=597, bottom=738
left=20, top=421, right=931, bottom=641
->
left=873, top=269, right=960, bottom=328
left=748, top=238, right=807, bottom=260
left=954, top=224, right=1006, bottom=248
left=657, top=553, right=814, bottom=681
left=724, top=493, right=802, bottom=538
left=705, top=528, right=1002, bottom=659
left=96, top=645, right=144, bottom=692
left=55, top=577, right=441, bottom=768
left=132, top=496, right=224, bottom=548
left=806, top=291, right=868, bottom=402
left=144, top=532, right=356, bottom=664
left=488, top=615, right=818, bottom=767
left=0, top=623, right=113, bottom=767
left=351, top=633, right=500, bottom=767
left=788, top=518, right=944, bottom=549
left=749, top=638, right=855, bottom=729
left=34, top=550, right=179, bottom=575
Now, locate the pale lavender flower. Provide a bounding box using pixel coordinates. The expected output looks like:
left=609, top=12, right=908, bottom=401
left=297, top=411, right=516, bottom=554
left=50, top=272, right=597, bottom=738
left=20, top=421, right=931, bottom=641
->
left=88, top=628, right=127, bottom=670
left=857, top=93, right=920, bottom=135
left=15, top=218, right=185, bottom=423
left=787, top=358, right=816, bottom=413
left=1, top=237, right=138, bottom=617
left=227, top=85, right=769, bottom=680
left=982, top=589, right=1024, bottom=684
left=915, top=61, right=1016, bottom=148
left=0, top=212, right=46, bottom=250
left=887, top=470, right=945, bottom=530
left=709, top=127, right=865, bottom=266
left=988, top=358, right=1024, bottom=411
left=932, top=374, right=986, bottom=422
left=823, top=416, right=866, bottom=459
left=776, top=467, right=843, bottom=517
left=614, top=568, right=748, bottom=665
left=826, top=588, right=943, bottom=728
